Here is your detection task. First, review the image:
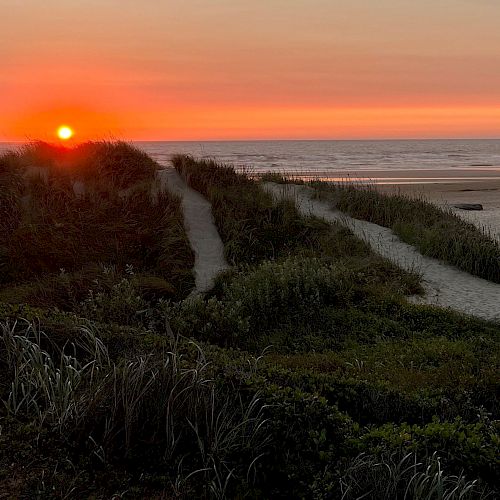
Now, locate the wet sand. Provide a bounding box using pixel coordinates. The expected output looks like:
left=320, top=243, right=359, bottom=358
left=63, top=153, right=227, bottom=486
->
left=294, top=167, right=500, bottom=184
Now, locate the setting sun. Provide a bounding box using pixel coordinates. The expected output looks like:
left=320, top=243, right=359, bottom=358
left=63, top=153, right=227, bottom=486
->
left=57, top=125, right=73, bottom=140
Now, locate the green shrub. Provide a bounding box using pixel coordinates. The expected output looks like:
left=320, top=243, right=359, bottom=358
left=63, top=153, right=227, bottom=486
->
left=158, top=294, right=250, bottom=344
left=77, top=272, right=149, bottom=326
left=160, top=256, right=369, bottom=346
left=224, top=257, right=356, bottom=330
left=257, top=386, right=351, bottom=498
left=354, top=418, right=500, bottom=485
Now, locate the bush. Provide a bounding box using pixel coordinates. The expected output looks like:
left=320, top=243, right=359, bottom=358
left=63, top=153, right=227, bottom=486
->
left=160, top=256, right=361, bottom=345
left=257, top=386, right=351, bottom=498
left=76, top=270, right=149, bottom=326
left=223, top=257, right=355, bottom=331
left=354, top=418, right=500, bottom=485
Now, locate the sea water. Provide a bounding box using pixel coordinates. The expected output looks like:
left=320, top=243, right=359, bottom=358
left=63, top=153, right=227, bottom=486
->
left=2, top=139, right=500, bottom=183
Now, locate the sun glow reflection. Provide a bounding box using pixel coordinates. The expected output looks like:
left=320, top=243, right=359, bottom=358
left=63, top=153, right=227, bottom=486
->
left=57, top=125, right=73, bottom=140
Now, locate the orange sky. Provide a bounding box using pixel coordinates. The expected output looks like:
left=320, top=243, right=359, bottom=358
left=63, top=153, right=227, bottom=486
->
left=2, top=0, right=500, bottom=141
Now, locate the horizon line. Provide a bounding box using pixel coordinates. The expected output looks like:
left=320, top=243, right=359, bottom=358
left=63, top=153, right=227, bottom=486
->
left=1, top=137, right=499, bottom=144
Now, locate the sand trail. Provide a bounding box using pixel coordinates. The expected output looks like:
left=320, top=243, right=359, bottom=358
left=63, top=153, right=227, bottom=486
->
left=156, top=168, right=229, bottom=294
left=264, top=182, right=500, bottom=322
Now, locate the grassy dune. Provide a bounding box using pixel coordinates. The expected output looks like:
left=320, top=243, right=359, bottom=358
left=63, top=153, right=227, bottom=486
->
left=312, top=182, right=500, bottom=283
left=0, top=142, right=194, bottom=308
left=0, top=151, right=498, bottom=498
left=173, top=155, right=421, bottom=294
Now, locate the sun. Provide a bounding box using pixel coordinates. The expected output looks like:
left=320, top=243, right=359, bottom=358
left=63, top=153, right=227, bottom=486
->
left=57, top=125, right=74, bottom=141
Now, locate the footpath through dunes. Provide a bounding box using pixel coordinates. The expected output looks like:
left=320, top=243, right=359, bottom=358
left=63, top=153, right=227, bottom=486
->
left=264, top=182, right=500, bottom=322
left=156, top=167, right=229, bottom=293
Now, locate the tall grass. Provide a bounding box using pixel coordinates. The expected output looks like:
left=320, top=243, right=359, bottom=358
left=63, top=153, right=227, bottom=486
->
left=173, top=154, right=333, bottom=265
left=173, top=155, right=422, bottom=297
left=14, top=140, right=158, bottom=189
left=1, top=318, right=269, bottom=496
left=0, top=154, right=23, bottom=282
left=340, top=451, right=495, bottom=499
left=0, top=142, right=195, bottom=306
left=313, top=183, right=500, bottom=283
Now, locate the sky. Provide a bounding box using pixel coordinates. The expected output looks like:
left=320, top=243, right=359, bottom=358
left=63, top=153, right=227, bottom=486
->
left=1, top=0, right=500, bottom=141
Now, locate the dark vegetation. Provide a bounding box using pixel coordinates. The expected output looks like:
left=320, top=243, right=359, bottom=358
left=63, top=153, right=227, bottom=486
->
left=0, top=151, right=498, bottom=498
left=0, top=141, right=194, bottom=308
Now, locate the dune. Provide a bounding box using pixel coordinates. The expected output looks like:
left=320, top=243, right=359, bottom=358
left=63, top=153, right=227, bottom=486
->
left=265, top=182, right=500, bottom=322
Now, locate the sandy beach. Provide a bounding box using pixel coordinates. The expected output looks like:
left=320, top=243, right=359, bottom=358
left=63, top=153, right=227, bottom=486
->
left=377, top=175, right=500, bottom=241
left=309, top=168, right=500, bottom=240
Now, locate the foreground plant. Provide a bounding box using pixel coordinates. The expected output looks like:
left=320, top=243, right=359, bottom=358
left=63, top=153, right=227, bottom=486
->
left=1, top=319, right=268, bottom=497
left=339, top=451, right=496, bottom=499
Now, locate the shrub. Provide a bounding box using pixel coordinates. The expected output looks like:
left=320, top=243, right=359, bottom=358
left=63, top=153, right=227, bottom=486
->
left=160, top=256, right=361, bottom=345
left=158, top=294, right=250, bottom=344
left=76, top=270, right=150, bottom=326
left=354, top=418, right=500, bottom=485
left=257, top=386, right=351, bottom=498
left=223, top=257, right=355, bottom=331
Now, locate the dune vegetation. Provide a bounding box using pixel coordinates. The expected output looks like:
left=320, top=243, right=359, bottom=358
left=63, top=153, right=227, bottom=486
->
left=309, top=181, right=500, bottom=283
left=0, top=148, right=498, bottom=498
left=0, top=142, right=194, bottom=310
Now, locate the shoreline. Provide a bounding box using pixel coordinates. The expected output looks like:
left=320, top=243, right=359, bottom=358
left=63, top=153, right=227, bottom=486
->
left=273, top=167, right=500, bottom=183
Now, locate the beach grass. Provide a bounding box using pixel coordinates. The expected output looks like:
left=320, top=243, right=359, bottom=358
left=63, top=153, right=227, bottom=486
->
left=173, top=154, right=324, bottom=264
left=173, top=155, right=421, bottom=294
left=311, top=181, right=500, bottom=283
left=13, top=140, right=158, bottom=189
left=0, top=142, right=194, bottom=311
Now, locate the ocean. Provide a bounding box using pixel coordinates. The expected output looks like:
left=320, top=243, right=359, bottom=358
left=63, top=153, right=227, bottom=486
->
left=2, top=139, right=500, bottom=183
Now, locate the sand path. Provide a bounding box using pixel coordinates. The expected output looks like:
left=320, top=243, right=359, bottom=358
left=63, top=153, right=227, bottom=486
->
left=264, top=182, right=500, bottom=322
left=156, top=168, right=229, bottom=294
